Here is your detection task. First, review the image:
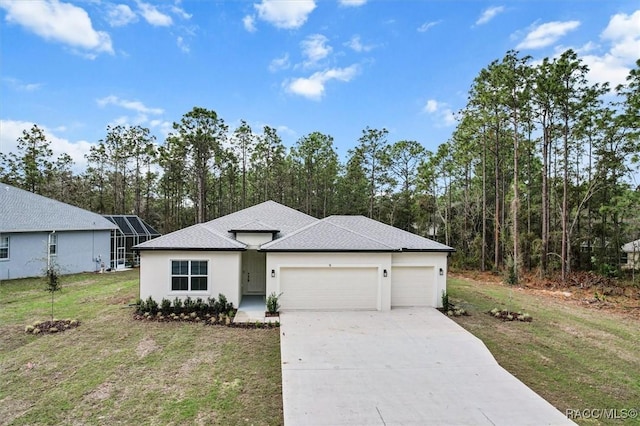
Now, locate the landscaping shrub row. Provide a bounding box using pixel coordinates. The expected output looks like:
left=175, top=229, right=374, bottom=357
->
left=132, top=294, right=279, bottom=328
left=135, top=294, right=235, bottom=317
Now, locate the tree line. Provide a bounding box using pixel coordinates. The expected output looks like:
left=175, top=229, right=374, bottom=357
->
left=1, top=49, right=639, bottom=281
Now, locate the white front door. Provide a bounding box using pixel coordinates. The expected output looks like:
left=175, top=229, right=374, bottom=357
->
left=242, top=250, right=266, bottom=294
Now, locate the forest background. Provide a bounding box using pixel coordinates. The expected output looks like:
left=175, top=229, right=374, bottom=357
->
left=2, top=50, right=639, bottom=284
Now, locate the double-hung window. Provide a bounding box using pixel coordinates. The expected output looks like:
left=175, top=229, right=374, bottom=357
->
left=0, top=236, right=8, bottom=259
left=171, top=260, right=208, bottom=292
left=49, top=234, right=57, bottom=256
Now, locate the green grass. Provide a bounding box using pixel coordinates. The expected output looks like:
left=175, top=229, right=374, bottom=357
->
left=0, top=270, right=283, bottom=425
left=448, top=275, right=640, bottom=426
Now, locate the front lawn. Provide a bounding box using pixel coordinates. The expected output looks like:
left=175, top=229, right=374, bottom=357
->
left=447, top=273, right=640, bottom=426
left=0, top=270, right=283, bottom=425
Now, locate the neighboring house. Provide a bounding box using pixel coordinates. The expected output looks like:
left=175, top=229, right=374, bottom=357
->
left=0, top=184, right=118, bottom=280
left=103, top=215, right=161, bottom=269
left=622, top=239, right=640, bottom=269
left=135, top=201, right=454, bottom=311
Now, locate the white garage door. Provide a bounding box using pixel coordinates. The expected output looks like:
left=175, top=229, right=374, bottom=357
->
left=279, top=267, right=378, bottom=310
left=391, top=266, right=435, bottom=307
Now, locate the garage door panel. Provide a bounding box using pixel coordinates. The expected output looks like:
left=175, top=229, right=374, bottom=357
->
left=391, top=267, right=434, bottom=307
left=280, top=267, right=378, bottom=310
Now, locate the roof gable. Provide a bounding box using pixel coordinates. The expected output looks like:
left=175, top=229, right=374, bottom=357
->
left=204, top=200, right=316, bottom=239
left=0, top=184, right=118, bottom=233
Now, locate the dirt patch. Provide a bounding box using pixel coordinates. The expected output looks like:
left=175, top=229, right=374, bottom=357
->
left=0, top=396, right=32, bottom=425
left=454, top=270, right=640, bottom=319
left=85, top=382, right=114, bottom=402
left=136, top=336, right=160, bottom=359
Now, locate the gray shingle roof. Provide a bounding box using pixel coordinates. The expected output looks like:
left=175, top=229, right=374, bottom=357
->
left=134, top=201, right=454, bottom=253
left=134, top=223, right=245, bottom=250
left=206, top=201, right=316, bottom=239
left=260, top=219, right=397, bottom=251
left=228, top=219, right=280, bottom=233
left=324, top=216, right=454, bottom=251
left=0, top=184, right=118, bottom=233
left=261, top=215, right=454, bottom=252
left=135, top=201, right=315, bottom=251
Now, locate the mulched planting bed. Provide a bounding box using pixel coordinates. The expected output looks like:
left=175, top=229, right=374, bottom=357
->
left=487, top=308, right=533, bottom=322
left=25, top=319, right=81, bottom=335
left=133, top=311, right=279, bottom=328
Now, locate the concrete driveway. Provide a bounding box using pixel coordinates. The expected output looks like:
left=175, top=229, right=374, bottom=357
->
left=280, top=308, right=574, bottom=425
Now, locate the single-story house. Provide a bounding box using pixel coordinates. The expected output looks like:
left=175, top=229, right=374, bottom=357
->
left=0, top=184, right=118, bottom=280
left=135, top=201, right=454, bottom=311
left=103, top=215, right=161, bottom=269
left=622, top=239, right=640, bottom=270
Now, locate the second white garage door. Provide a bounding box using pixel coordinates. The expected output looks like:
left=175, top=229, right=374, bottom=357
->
left=279, top=267, right=379, bottom=310
left=391, top=266, right=435, bottom=307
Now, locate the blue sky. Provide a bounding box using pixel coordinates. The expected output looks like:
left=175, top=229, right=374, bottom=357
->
left=1, top=0, right=639, bottom=170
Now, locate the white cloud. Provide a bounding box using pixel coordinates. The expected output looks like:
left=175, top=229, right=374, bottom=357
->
left=301, top=34, right=332, bottom=67
left=581, top=10, right=640, bottom=87
left=516, top=20, right=580, bottom=49
left=339, top=0, right=367, bottom=6
left=254, top=0, right=316, bottom=29
left=475, top=6, right=505, bottom=26
left=3, top=77, right=42, bottom=92
left=269, top=53, right=290, bottom=72
left=423, top=99, right=456, bottom=127
left=243, top=14, right=257, bottom=32
left=417, top=20, right=440, bottom=33
left=424, top=99, right=439, bottom=113
left=176, top=36, right=189, bottom=53
left=0, top=0, right=113, bottom=56
left=170, top=5, right=192, bottom=20
left=107, top=4, right=137, bottom=27
left=601, top=10, right=640, bottom=63
left=286, top=65, right=359, bottom=100
left=136, top=0, right=173, bottom=27
left=0, top=119, right=93, bottom=171
left=97, top=96, right=164, bottom=115
left=345, top=35, right=374, bottom=52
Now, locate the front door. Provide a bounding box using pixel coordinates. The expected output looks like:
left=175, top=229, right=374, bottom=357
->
left=242, top=250, right=266, bottom=295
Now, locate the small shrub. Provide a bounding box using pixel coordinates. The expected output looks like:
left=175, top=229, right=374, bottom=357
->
left=195, top=297, right=206, bottom=313
left=173, top=297, right=183, bottom=313
left=160, top=298, right=172, bottom=314
left=145, top=296, right=158, bottom=314
left=266, top=292, right=282, bottom=314
left=206, top=297, right=216, bottom=314
left=441, top=290, right=450, bottom=312
left=183, top=296, right=195, bottom=311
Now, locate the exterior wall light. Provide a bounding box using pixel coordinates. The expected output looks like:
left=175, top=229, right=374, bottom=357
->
left=383, top=269, right=388, bottom=277
left=439, top=268, right=444, bottom=276
left=271, top=269, right=276, bottom=278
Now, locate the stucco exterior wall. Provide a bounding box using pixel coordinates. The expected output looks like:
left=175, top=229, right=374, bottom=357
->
left=138, top=250, right=242, bottom=307
left=266, top=252, right=393, bottom=310
left=392, top=252, right=449, bottom=308
left=0, top=230, right=112, bottom=280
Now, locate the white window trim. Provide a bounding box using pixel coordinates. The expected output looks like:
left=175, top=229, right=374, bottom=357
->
left=0, top=235, right=9, bottom=260
left=169, top=259, right=209, bottom=294
left=49, top=233, right=58, bottom=256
